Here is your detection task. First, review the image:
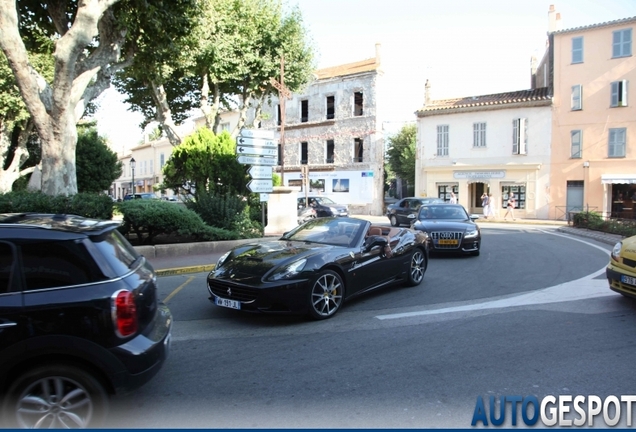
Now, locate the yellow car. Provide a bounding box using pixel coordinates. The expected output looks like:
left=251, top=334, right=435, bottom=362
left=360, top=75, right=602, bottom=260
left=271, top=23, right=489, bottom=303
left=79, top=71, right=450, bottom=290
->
left=607, top=235, right=636, bottom=298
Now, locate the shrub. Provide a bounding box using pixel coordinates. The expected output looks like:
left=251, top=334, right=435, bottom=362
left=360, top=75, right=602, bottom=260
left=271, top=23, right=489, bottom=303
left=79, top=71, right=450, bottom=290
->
left=186, top=192, right=246, bottom=231
left=118, top=200, right=238, bottom=245
left=232, top=206, right=264, bottom=239
left=572, top=210, right=636, bottom=237
left=0, top=191, right=112, bottom=219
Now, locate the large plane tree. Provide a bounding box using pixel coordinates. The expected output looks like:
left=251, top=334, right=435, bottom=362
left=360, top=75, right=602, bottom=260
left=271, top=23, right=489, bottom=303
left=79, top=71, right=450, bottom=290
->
left=0, top=0, right=200, bottom=195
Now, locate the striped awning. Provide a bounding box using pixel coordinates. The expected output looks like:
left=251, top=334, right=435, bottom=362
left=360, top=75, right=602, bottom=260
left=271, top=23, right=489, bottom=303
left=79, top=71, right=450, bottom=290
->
left=601, top=174, right=636, bottom=184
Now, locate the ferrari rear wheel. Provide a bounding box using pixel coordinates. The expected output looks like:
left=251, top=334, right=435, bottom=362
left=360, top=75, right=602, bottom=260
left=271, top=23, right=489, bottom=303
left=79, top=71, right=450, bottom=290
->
left=308, top=270, right=344, bottom=320
left=406, top=248, right=426, bottom=287
left=390, top=215, right=399, bottom=227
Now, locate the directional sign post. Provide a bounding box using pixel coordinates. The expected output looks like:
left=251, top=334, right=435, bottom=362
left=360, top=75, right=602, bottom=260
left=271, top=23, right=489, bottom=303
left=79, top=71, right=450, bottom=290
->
left=236, top=136, right=277, bottom=148
left=248, top=165, right=273, bottom=179
left=239, top=129, right=275, bottom=140
left=236, top=145, right=277, bottom=157
left=237, top=155, right=277, bottom=166
left=247, top=179, right=273, bottom=193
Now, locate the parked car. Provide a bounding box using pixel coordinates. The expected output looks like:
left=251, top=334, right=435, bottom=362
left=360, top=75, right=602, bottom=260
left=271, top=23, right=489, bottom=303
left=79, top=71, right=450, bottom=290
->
left=297, top=196, right=349, bottom=218
left=607, top=234, right=636, bottom=298
left=411, top=203, right=481, bottom=256
left=386, top=197, right=444, bottom=227
left=0, top=213, right=172, bottom=428
left=123, top=193, right=158, bottom=200
left=297, top=205, right=317, bottom=224
left=207, top=216, right=429, bottom=320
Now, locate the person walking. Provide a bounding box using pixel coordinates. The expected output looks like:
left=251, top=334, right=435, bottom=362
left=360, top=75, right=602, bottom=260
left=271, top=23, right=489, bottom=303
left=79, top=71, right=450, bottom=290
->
left=449, top=191, right=457, bottom=204
left=503, top=192, right=516, bottom=221
left=486, top=193, right=496, bottom=218
left=481, top=192, right=489, bottom=219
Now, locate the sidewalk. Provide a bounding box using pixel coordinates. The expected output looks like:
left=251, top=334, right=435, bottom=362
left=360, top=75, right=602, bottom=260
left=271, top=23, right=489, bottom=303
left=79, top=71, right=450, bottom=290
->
left=141, top=215, right=624, bottom=276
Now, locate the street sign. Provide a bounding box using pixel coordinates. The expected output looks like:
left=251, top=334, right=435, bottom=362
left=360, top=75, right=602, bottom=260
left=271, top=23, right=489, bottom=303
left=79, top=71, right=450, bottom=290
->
left=260, top=193, right=269, bottom=202
left=248, top=165, right=273, bottom=179
left=236, top=145, right=277, bottom=157
left=239, top=129, right=275, bottom=140
left=236, top=155, right=277, bottom=166
left=236, top=136, right=277, bottom=148
left=247, top=179, right=273, bottom=193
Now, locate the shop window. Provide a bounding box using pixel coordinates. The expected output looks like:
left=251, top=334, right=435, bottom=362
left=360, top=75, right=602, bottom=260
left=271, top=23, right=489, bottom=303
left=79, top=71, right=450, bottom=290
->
left=501, top=185, right=526, bottom=210
left=438, top=185, right=458, bottom=203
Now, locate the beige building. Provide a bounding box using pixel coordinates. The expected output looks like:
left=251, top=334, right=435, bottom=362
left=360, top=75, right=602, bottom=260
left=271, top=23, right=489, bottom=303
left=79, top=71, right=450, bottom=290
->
left=544, top=9, right=636, bottom=219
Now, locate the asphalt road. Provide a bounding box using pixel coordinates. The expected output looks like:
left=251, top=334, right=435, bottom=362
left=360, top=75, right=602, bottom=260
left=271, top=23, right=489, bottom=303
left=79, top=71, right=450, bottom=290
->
left=105, top=225, right=635, bottom=428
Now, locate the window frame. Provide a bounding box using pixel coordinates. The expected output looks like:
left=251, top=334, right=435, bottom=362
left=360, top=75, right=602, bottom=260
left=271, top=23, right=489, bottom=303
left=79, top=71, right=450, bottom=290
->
left=610, top=80, right=628, bottom=107
left=571, top=84, right=582, bottom=110
left=436, top=125, right=449, bottom=156
left=572, top=36, right=584, bottom=63
left=473, top=122, right=486, bottom=148
left=512, top=118, right=528, bottom=155
left=570, top=130, right=582, bottom=159
left=612, top=28, right=632, bottom=58
left=608, top=128, right=626, bottom=158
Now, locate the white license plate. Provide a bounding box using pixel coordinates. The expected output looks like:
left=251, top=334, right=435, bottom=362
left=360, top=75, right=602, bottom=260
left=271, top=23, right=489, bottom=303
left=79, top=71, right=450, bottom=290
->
left=621, top=275, right=636, bottom=287
left=215, top=296, right=241, bottom=310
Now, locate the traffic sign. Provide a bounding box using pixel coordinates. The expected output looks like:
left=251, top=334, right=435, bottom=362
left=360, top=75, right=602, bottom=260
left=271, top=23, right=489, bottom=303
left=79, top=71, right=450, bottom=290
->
left=236, top=145, right=277, bottom=156
left=236, top=155, right=277, bottom=166
left=248, top=165, right=273, bottom=179
left=247, top=179, right=273, bottom=193
left=239, top=129, right=275, bottom=139
left=260, top=193, right=269, bottom=202
left=236, top=136, right=277, bottom=148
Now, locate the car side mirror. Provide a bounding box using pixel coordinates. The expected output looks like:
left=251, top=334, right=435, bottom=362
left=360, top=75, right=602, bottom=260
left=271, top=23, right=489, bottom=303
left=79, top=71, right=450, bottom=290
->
left=469, top=214, right=479, bottom=221
left=362, top=235, right=388, bottom=253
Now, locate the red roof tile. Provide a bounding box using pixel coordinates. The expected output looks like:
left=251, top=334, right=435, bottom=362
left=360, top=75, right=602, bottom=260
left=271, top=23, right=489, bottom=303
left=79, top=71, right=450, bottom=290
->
left=315, top=57, right=380, bottom=80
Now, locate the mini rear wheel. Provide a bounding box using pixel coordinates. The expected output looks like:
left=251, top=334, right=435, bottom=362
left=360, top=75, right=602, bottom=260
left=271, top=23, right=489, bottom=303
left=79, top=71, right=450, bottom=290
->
left=2, top=364, right=108, bottom=428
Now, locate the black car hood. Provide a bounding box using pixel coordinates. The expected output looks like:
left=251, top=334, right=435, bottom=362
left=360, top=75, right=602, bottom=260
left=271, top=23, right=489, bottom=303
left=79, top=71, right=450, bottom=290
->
left=213, top=239, right=334, bottom=282
left=414, top=220, right=476, bottom=231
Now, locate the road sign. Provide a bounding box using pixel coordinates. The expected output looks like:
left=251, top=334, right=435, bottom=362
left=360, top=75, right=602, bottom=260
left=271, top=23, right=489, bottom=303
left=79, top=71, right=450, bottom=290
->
left=236, top=145, right=277, bottom=157
left=236, top=136, right=277, bottom=148
left=248, top=165, right=272, bottom=179
left=247, top=179, right=273, bottom=193
left=260, top=193, right=269, bottom=202
left=239, top=129, right=275, bottom=140
left=236, top=155, right=277, bottom=166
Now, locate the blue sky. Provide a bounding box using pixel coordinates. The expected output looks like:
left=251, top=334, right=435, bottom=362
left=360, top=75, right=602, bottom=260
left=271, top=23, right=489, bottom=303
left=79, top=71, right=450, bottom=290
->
left=95, top=0, right=636, bottom=151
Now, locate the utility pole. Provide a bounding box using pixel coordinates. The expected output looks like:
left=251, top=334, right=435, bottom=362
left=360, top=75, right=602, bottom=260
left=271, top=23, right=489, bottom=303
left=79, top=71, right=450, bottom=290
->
left=270, top=55, right=291, bottom=184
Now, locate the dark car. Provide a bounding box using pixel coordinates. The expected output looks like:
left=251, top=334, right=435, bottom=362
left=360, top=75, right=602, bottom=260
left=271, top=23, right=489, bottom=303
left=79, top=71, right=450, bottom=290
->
left=297, top=196, right=349, bottom=218
left=386, top=197, right=444, bottom=227
left=411, top=204, right=481, bottom=256
left=297, top=205, right=317, bottom=224
left=0, top=213, right=172, bottom=428
left=207, top=217, right=429, bottom=320
left=123, top=193, right=157, bottom=200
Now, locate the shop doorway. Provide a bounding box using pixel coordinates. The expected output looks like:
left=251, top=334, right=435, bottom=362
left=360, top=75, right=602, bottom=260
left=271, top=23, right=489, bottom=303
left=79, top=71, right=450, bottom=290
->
left=469, top=183, right=487, bottom=213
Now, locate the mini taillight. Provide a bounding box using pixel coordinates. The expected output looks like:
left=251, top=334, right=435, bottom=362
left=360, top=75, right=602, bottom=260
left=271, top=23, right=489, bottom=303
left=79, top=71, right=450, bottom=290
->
left=112, top=290, right=138, bottom=337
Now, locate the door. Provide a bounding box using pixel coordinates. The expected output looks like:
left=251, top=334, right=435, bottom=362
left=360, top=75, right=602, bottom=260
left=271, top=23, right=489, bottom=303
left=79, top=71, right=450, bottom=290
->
left=0, top=241, right=25, bottom=361
left=566, top=180, right=584, bottom=220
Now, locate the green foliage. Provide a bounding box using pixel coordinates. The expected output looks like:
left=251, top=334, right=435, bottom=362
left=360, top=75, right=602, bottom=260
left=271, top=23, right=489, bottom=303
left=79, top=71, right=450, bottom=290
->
left=272, top=173, right=282, bottom=186
left=231, top=206, right=264, bottom=239
left=386, top=124, right=417, bottom=187
left=117, top=199, right=238, bottom=245
left=161, top=128, right=248, bottom=198
left=186, top=192, right=246, bottom=231
left=572, top=211, right=636, bottom=237
left=0, top=191, right=113, bottom=219
left=76, top=125, right=123, bottom=193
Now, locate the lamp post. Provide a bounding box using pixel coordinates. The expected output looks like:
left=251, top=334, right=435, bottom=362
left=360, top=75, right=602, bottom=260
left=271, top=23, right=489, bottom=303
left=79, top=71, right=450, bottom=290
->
left=130, top=157, right=136, bottom=195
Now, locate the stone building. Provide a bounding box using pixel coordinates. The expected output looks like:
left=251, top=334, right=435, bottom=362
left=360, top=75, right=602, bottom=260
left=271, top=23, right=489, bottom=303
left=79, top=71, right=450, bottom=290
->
left=260, top=44, right=387, bottom=215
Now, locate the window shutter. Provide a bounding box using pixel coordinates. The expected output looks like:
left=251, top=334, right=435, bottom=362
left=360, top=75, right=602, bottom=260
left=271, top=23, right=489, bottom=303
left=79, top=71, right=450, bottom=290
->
left=621, top=80, right=628, bottom=106
left=611, top=82, right=619, bottom=106
left=512, top=119, right=519, bottom=154
left=520, top=118, right=528, bottom=155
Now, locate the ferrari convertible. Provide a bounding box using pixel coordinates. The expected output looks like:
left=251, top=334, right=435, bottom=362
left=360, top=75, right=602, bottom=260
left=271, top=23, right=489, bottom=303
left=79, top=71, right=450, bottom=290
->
left=207, top=217, right=429, bottom=320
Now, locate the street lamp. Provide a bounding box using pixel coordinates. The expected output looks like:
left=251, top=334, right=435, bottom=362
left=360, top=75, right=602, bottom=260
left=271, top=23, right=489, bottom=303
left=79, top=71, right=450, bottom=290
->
left=130, top=157, right=136, bottom=195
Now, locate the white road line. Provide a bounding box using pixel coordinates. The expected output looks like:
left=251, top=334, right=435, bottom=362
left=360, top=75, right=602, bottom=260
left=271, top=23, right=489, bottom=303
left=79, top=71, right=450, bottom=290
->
left=376, top=230, right=613, bottom=321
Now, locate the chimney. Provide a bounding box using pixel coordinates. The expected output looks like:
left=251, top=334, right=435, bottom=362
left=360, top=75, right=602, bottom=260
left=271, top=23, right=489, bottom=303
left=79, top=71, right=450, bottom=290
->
left=375, top=42, right=381, bottom=65
left=547, top=5, right=562, bottom=33
left=424, top=79, right=431, bottom=106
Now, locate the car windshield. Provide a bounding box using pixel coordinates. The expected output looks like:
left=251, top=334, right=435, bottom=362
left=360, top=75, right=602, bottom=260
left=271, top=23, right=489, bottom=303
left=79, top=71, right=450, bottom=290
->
left=314, top=197, right=336, bottom=205
left=418, top=205, right=469, bottom=220
left=282, top=218, right=365, bottom=247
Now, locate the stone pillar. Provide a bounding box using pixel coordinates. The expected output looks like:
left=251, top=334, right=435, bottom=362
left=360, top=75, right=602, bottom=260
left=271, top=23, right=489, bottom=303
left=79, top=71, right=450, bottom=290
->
left=264, top=186, right=300, bottom=236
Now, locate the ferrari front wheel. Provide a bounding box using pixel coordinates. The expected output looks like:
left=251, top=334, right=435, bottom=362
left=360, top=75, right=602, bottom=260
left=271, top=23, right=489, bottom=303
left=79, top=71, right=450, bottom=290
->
left=308, top=270, right=344, bottom=320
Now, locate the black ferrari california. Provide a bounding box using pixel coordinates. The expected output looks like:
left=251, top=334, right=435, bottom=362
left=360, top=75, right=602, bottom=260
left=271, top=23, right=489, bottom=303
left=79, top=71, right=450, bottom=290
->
left=207, top=217, right=429, bottom=320
left=411, top=204, right=481, bottom=256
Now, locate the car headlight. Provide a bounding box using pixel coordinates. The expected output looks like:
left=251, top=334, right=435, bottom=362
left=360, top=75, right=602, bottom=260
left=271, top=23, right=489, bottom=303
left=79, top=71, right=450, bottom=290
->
left=268, top=258, right=307, bottom=281
left=611, top=242, right=622, bottom=262
left=464, top=228, right=479, bottom=239
left=216, top=251, right=231, bottom=268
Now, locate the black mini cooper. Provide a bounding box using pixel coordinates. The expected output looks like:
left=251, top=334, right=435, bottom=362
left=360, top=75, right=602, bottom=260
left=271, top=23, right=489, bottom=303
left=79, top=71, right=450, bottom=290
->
left=0, top=213, right=172, bottom=428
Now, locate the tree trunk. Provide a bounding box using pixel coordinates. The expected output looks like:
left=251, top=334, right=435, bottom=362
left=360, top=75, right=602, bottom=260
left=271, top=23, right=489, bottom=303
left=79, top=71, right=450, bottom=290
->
left=150, top=80, right=182, bottom=146
left=0, top=120, right=36, bottom=193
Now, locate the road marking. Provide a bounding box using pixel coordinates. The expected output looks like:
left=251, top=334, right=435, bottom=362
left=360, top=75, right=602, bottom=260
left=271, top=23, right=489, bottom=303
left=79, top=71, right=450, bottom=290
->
left=376, top=230, right=613, bottom=320
left=163, top=275, right=195, bottom=304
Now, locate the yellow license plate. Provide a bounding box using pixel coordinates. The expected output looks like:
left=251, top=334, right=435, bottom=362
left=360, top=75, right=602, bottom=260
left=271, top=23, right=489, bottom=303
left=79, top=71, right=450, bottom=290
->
left=438, top=239, right=458, bottom=245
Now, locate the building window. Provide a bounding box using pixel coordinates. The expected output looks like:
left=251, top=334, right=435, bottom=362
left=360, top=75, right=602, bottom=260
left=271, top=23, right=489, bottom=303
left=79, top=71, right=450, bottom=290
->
left=612, top=28, right=632, bottom=58
left=572, top=36, right=583, bottom=63
left=277, top=143, right=282, bottom=165
left=512, top=118, right=528, bottom=155
left=571, top=85, right=582, bottom=110
left=501, top=185, right=526, bottom=210
left=326, top=140, right=334, bottom=163
left=436, top=125, right=449, bottom=156
left=610, top=80, right=628, bottom=107
left=608, top=128, right=626, bottom=158
left=300, top=142, right=308, bottom=164
left=149, top=160, right=153, bottom=174
left=326, top=96, right=335, bottom=120
left=571, top=130, right=582, bottom=158
left=277, top=105, right=281, bottom=126
left=160, top=153, right=165, bottom=168
left=353, top=138, right=363, bottom=162
left=473, top=122, right=486, bottom=147
left=300, top=100, right=308, bottom=123
left=220, top=122, right=230, bottom=131
left=354, top=92, right=363, bottom=116
left=437, top=185, right=458, bottom=203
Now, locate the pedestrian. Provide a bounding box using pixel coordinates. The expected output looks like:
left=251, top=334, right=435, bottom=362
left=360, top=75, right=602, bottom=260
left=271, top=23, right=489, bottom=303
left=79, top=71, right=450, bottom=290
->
left=481, top=192, right=489, bottom=219
left=503, top=192, right=516, bottom=221
left=449, top=191, right=457, bottom=204
left=486, top=193, right=496, bottom=218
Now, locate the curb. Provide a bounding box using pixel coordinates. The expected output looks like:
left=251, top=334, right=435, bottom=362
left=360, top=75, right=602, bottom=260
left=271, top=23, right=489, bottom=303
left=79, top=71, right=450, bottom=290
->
left=156, top=264, right=215, bottom=277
